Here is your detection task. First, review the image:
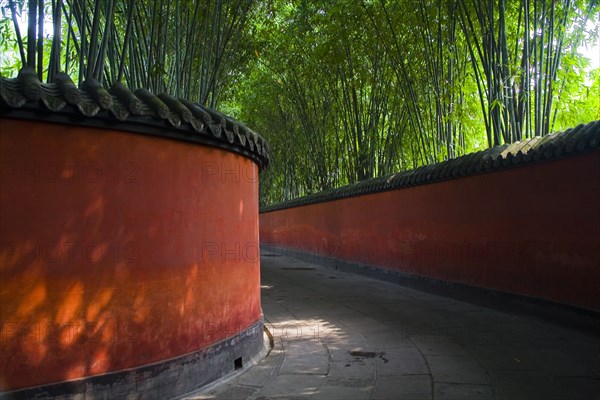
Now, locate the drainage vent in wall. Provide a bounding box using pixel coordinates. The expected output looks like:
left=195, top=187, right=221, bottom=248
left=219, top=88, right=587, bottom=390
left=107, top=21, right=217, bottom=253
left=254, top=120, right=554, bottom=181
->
left=234, top=357, right=243, bottom=370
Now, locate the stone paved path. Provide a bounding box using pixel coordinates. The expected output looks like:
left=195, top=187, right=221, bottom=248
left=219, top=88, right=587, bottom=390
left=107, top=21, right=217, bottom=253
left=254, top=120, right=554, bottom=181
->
left=186, top=250, right=600, bottom=400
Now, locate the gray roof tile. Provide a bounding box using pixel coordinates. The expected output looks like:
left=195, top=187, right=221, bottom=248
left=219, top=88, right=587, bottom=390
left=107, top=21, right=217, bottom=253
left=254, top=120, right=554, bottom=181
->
left=262, top=120, right=600, bottom=212
left=0, top=69, right=270, bottom=170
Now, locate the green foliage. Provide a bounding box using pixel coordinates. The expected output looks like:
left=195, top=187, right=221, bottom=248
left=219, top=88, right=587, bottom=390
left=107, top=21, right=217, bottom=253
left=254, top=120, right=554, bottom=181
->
left=0, top=0, right=256, bottom=108
left=1, top=0, right=598, bottom=206
left=553, top=66, right=600, bottom=128
left=227, top=0, right=599, bottom=206
left=0, top=14, right=21, bottom=76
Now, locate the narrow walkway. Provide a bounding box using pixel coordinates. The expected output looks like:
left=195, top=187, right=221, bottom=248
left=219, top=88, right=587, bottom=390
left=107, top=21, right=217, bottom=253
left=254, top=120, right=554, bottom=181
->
left=189, top=251, right=599, bottom=400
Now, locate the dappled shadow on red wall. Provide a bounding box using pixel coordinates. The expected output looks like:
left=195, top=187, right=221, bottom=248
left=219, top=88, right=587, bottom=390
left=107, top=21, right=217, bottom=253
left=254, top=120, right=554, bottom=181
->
left=0, top=119, right=261, bottom=390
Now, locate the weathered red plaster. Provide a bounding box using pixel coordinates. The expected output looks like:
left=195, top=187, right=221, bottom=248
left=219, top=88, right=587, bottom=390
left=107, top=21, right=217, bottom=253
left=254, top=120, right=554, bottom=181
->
left=261, top=152, right=600, bottom=311
left=0, top=118, right=261, bottom=389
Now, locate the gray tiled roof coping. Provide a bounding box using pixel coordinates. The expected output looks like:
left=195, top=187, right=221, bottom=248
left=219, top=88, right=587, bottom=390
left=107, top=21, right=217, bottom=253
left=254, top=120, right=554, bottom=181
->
left=0, top=68, right=270, bottom=170
left=261, top=120, right=600, bottom=212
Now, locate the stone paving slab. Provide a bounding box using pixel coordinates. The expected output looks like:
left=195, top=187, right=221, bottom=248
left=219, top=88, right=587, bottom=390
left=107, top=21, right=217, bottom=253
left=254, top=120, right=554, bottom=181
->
left=433, top=383, right=495, bottom=400
left=311, top=384, right=373, bottom=400
left=426, top=355, right=490, bottom=384
left=371, top=375, right=432, bottom=400
left=185, top=251, right=600, bottom=400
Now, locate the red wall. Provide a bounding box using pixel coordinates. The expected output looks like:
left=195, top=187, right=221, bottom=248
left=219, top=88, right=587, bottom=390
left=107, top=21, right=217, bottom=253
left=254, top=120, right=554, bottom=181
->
left=0, top=118, right=261, bottom=390
left=261, top=151, right=600, bottom=312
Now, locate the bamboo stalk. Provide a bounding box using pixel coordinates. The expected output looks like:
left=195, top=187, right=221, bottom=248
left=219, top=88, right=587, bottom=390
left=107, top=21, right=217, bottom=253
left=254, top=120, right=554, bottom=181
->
left=36, top=0, right=43, bottom=79
left=27, top=0, right=37, bottom=69
left=8, top=0, right=27, bottom=67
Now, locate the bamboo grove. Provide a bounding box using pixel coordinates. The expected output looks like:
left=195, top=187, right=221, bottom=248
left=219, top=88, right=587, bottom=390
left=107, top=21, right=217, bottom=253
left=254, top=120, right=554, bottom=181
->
left=1, top=0, right=254, bottom=107
left=1, top=0, right=599, bottom=205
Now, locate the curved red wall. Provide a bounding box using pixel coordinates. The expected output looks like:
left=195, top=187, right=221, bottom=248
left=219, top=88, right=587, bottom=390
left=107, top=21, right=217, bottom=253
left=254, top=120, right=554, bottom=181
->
left=261, top=152, right=600, bottom=312
left=0, top=118, right=261, bottom=390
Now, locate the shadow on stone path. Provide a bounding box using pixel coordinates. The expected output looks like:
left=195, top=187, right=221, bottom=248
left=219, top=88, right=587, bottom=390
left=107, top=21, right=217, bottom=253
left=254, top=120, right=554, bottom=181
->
left=185, top=251, right=600, bottom=400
